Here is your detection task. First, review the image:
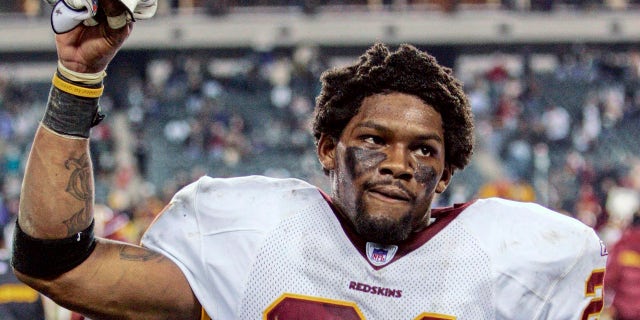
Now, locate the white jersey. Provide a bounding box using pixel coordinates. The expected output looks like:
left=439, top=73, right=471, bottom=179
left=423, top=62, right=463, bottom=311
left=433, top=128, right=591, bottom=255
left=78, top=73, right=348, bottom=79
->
left=141, top=175, right=607, bottom=320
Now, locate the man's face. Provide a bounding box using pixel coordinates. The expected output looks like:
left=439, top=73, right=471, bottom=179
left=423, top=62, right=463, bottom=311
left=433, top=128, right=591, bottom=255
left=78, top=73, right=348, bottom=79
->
left=318, top=92, right=451, bottom=244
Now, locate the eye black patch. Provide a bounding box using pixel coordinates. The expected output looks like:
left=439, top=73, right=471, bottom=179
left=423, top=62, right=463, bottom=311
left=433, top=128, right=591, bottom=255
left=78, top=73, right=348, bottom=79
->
left=414, top=164, right=438, bottom=193
left=345, top=147, right=386, bottom=179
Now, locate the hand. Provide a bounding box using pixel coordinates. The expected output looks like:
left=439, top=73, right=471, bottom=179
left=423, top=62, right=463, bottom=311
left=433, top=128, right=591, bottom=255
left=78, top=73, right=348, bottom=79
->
left=55, top=0, right=133, bottom=74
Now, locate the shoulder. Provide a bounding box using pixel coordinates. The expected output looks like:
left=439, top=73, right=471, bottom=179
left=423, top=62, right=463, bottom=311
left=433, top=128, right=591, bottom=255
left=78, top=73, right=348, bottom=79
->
left=463, top=197, right=593, bottom=233
left=166, top=175, right=319, bottom=210
left=196, top=174, right=316, bottom=190
left=175, top=175, right=318, bottom=199
left=457, top=197, right=604, bottom=265
left=168, top=174, right=322, bottom=210
left=183, top=175, right=321, bottom=213
left=454, top=199, right=607, bottom=318
left=148, top=175, right=324, bottom=235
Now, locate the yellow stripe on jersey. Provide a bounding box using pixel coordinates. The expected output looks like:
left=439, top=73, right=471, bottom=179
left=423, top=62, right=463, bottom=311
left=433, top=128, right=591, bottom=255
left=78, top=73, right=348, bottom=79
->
left=414, top=312, right=457, bottom=320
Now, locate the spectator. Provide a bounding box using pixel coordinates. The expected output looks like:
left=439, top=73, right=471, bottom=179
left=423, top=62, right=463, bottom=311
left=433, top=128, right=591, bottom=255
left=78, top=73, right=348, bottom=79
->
left=540, top=103, right=572, bottom=153
left=604, top=211, right=640, bottom=320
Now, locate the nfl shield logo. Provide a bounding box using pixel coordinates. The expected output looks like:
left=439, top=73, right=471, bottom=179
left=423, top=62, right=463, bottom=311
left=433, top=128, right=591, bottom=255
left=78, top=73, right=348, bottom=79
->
left=366, top=242, right=398, bottom=267
left=372, top=248, right=388, bottom=263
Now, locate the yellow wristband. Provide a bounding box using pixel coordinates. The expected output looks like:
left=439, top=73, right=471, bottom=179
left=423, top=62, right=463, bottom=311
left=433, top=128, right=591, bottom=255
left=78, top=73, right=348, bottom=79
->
left=52, top=73, right=104, bottom=98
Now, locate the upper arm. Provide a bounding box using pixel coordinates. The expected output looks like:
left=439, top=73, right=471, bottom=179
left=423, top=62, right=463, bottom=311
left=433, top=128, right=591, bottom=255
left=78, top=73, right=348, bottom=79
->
left=16, top=238, right=202, bottom=320
left=539, top=230, right=607, bottom=320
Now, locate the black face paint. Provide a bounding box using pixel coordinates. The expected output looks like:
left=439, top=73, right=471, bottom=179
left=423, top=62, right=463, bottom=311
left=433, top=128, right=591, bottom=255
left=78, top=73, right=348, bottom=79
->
left=340, top=146, right=440, bottom=244
left=346, top=146, right=440, bottom=192
left=344, top=146, right=386, bottom=180
left=343, top=146, right=415, bottom=244
left=414, top=163, right=439, bottom=195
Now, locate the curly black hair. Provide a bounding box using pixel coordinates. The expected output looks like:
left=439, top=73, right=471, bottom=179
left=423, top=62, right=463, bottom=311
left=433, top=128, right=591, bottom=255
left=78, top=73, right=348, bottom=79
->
left=312, top=43, right=474, bottom=171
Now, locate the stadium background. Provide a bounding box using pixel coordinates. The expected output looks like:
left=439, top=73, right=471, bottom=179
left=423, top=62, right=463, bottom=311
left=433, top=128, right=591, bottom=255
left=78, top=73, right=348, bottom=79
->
left=0, top=0, right=639, bottom=317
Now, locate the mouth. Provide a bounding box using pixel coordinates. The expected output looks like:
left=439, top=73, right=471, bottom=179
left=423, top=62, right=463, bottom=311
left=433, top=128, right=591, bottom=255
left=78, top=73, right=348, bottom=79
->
left=367, top=185, right=412, bottom=203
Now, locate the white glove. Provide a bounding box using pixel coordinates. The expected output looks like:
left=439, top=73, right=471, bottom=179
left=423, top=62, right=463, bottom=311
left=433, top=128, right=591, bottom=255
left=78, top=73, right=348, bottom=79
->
left=48, top=0, right=157, bottom=34
left=50, top=0, right=99, bottom=34
left=123, top=0, right=158, bottom=19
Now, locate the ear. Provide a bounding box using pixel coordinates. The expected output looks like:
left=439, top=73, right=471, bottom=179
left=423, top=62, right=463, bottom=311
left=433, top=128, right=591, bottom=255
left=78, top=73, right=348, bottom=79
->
left=317, top=134, right=337, bottom=172
left=435, top=164, right=453, bottom=194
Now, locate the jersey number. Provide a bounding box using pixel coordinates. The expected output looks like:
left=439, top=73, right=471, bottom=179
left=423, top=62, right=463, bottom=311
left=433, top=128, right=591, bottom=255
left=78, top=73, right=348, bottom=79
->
left=264, top=272, right=606, bottom=320
left=264, top=293, right=455, bottom=320
left=580, top=268, right=605, bottom=320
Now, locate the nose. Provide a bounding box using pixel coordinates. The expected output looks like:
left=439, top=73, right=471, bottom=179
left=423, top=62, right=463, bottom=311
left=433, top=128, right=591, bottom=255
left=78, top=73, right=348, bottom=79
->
left=379, top=145, right=414, bottom=180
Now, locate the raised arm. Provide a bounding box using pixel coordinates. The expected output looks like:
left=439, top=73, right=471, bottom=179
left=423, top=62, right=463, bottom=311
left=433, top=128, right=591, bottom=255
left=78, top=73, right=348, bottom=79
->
left=12, top=1, right=200, bottom=319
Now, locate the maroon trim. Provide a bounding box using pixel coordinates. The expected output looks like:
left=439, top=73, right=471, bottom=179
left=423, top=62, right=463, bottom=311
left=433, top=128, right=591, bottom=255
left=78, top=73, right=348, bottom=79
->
left=318, top=189, right=476, bottom=269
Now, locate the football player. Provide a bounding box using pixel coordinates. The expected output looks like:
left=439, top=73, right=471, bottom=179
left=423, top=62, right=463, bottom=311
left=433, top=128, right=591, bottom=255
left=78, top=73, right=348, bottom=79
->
left=12, top=0, right=607, bottom=318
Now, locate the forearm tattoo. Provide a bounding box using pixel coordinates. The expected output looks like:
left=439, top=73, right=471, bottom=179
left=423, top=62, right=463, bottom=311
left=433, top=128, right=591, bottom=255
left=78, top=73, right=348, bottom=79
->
left=62, top=153, right=93, bottom=236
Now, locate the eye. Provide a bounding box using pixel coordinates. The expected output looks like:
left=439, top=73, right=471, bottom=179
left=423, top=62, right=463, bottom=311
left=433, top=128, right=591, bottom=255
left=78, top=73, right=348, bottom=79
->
left=415, top=145, right=436, bottom=157
left=362, top=135, right=384, bottom=146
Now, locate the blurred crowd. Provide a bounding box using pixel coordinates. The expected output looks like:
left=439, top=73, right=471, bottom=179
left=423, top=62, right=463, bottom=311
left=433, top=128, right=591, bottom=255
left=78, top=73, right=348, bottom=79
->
left=2, top=43, right=640, bottom=246
left=2, top=42, right=640, bottom=317
left=3, top=0, right=640, bottom=20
